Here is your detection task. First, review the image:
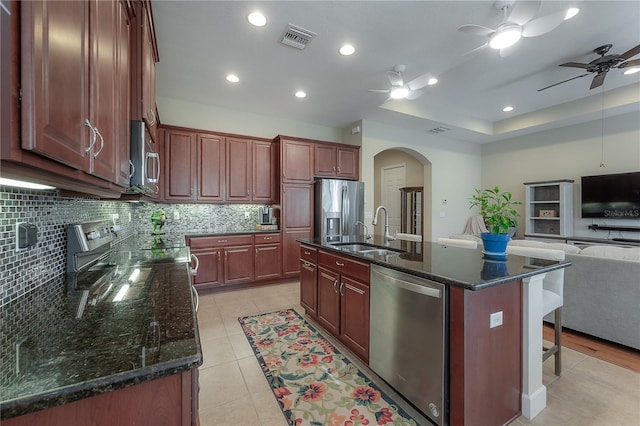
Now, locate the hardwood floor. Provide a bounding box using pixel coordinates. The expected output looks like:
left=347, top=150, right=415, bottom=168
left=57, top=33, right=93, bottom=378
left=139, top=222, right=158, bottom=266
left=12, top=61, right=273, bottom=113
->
left=543, top=323, right=640, bottom=373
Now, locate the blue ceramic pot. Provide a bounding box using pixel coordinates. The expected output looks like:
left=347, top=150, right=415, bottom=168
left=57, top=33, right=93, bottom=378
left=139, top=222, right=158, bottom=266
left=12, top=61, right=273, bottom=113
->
left=481, top=232, right=510, bottom=258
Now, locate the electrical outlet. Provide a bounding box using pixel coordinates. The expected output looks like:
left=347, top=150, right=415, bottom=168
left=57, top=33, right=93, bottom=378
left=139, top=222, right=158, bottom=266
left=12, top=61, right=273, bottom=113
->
left=112, top=213, right=119, bottom=220
left=245, top=211, right=250, bottom=219
left=490, top=311, right=503, bottom=328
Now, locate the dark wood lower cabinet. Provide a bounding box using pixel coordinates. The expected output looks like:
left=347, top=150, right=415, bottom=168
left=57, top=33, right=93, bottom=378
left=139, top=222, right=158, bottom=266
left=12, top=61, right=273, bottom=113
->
left=316, top=266, right=340, bottom=335
left=224, top=245, right=253, bottom=284
left=339, top=276, right=370, bottom=362
left=191, top=248, right=222, bottom=288
left=255, top=244, right=282, bottom=280
left=3, top=370, right=198, bottom=426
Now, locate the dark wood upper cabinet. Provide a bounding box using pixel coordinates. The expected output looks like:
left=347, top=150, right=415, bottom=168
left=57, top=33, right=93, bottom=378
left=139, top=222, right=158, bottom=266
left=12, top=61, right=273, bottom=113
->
left=314, top=143, right=359, bottom=180
left=252, top=140, right=275, bottom=202
left=164, top=129, right=196, bottom=201
left=278, top=137, right=314, bottom=183
left=20, top=1, right=90, bottom=171
left=115, top=1, right=131, bottom=187
left=226, top=137, right=251, bottom=202
left=198, top=134, right=225, bottom=201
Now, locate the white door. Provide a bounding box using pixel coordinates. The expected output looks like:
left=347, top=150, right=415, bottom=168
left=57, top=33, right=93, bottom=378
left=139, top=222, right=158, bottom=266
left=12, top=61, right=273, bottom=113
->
left=381, top=164, right=405, bottom=235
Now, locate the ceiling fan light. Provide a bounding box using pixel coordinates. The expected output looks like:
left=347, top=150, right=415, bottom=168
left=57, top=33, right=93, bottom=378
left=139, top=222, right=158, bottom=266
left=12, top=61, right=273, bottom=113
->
left=564, top=8, right=579, bottom=20
left=624, top=67, right=640, bottom=75
left=390, top=86, right=409, bottom=99
left=489, top=27, right=522, bottom=49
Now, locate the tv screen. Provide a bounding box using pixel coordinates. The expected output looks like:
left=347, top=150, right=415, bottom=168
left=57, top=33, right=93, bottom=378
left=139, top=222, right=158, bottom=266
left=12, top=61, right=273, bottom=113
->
left=581, top=172, right=640, bottom=218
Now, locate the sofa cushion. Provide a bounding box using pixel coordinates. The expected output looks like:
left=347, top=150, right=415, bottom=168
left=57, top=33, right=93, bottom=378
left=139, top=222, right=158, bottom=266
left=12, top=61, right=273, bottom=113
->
left=508, top=239, right=581, bottom=254
left=579, top=245, right=640, bottom=262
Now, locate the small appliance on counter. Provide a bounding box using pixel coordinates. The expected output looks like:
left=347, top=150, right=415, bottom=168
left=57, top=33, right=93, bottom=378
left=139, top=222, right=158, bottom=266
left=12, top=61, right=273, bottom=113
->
left=259, top=206, right=273, bottom=225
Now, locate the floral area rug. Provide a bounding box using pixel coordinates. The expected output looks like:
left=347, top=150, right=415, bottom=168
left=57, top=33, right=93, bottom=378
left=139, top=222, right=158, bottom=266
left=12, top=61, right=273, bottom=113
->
left=238, top=309, right=419, bottom=426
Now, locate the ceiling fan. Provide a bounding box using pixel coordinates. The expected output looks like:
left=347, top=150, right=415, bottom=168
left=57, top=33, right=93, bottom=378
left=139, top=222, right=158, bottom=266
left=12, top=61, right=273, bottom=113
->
left=458, top=0, right=574, bottom=56
left=368, top=65, right=434, bottom=101
left=538, top=43, right=640, bottom=91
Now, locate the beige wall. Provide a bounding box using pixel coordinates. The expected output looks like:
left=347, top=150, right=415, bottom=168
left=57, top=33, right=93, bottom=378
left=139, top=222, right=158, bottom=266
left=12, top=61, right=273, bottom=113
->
left=373, top=149, right=425, bottom=206
left=482, top=110, right=640, bottom=238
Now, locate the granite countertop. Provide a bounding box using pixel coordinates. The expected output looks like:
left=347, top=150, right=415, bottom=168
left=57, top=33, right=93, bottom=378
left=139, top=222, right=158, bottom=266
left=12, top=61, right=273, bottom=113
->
left=299, top=236, right=571, bottom=290
left=1, top=244, right=202, bottom=420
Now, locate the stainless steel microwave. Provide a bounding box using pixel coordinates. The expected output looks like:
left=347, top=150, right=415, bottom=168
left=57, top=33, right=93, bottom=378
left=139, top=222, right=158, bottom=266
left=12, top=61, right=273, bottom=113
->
left=127, top=120, right=160, bottom=194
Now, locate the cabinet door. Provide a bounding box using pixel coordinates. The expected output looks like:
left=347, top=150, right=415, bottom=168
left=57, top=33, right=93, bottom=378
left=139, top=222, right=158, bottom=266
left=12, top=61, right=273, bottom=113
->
left=90, top=0, right=118, bottom=182
left=226, top=138, right=251, bottom=201
left=314, top=144, right=336, bottom=177
left=339, top=276, right=370, bottom=362
left=198, top=134, right=225, bottom=201
left=281, top=139, right=314, bottom=183
left=316, top=266, right=340, bottom=335
left=115, top=1, right=131, bottom=187
left=20, top=1, right=91, bottom=172
left=224, top=245, right=253, bottom=284
left=282, top=229, right=311, bottom=277
left=336, top=147, right=358, bottom=179
left=141, top=2, right=157, bottom=139
left=282, top=184, right=313, bottom=229
left=191, top=248, right=223, bottom=288
left=255, top=244, right=282, bottom=280
left=252, top=140, right=274, bottom=202
left=300, top=259, right=317, bottom=318
left=165, top=130, right=196, bottom=201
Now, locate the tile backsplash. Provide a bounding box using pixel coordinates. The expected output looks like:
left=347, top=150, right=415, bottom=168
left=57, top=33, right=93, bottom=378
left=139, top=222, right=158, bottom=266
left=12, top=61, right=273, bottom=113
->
left=0, top=186, right=274, bottom=387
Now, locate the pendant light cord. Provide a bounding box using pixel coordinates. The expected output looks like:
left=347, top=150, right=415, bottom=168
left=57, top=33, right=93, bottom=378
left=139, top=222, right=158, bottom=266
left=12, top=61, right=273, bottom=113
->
left=600, top=85, right=606, bottom=168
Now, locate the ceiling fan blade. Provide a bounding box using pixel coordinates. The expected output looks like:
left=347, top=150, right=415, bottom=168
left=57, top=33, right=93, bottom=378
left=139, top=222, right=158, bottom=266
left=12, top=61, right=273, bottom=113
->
left=457, top=24, right=495, bottom=37
left=559, top=62, right=592, bottom=69
left=537, top=73, right=590, bottom=91
left=368, top=89, right=390, bottom=93
left=618, top=58, right=640, bottom=69
left=590, top=72, right=606, bottom=89
left=407, top=73, right=431, bottom=90
left=507, top=0, right=541, bottom=26
left=387, top=71, right=403, bottom=87
left=463, top=42, right=489, bottom=56
left=405, top=89, right=424, bottom=100
left=619, top=43, right=640, bottom=60
left=522, top=10, right=565, bottom=37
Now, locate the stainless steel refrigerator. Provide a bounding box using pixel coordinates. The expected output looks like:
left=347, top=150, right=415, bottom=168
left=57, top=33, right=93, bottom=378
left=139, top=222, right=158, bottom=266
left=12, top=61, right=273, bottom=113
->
left=314, top=179, right=364, bottom=243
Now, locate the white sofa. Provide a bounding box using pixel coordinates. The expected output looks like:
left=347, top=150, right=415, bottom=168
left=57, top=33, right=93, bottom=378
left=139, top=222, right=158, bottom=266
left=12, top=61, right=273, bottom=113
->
left=450, top=235, right=640, bottom=350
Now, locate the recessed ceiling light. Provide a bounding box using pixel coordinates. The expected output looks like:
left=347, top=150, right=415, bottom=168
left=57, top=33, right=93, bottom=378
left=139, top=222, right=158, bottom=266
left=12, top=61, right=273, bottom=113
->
left=489, top=26, right=522, bottom=49
left=624, top=67, right=640, bottom=75
left=339, top=44, right=355, bottom=56
left=226, top=74, right=239, bottom=83
left=564, top=7, right=579, bottom=20
left=427, top=77, right=438, bottom=86
left=503, top=106, right=514, bottom=112
left=295, top=91, right=306, bottom=98
left=247, top=11, right=266, bottom=27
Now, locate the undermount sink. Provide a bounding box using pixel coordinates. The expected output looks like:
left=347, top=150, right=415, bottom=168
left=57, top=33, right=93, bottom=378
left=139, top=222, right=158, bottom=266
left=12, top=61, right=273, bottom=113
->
left=331, top=242, right=405, bottom=256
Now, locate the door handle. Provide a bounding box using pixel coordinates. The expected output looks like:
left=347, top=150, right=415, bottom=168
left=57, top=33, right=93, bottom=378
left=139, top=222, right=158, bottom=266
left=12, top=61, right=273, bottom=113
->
left=339, top=282, right=344, bottom=296
left=335, top=261, right=344, bottom=267
left=190, top=253, right=200, bottom=275
left=83, top=119, right=97, bottom=153
left=333, top=279, right=338, bottom=293
left=93, top=126, right=105, bottom=158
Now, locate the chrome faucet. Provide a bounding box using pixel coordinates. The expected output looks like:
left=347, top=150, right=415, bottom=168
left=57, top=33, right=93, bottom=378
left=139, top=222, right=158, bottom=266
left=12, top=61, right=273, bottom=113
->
left=372, top=206, right=396, bottom=243
left=355, top=220, right=372, bottom=241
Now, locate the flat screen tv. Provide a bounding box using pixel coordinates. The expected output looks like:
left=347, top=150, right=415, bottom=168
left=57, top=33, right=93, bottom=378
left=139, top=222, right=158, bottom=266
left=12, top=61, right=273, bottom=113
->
left=581, top=171, right=640, bottom=219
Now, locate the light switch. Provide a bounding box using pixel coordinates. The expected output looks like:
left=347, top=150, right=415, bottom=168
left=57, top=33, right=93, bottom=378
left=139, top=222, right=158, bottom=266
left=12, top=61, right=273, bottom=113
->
left=490, top=311, right=503, bottom=328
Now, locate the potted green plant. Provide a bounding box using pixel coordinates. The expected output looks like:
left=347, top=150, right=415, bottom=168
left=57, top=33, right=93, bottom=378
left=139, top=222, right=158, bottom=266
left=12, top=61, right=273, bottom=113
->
left=469, top=186, right=522, bottom=257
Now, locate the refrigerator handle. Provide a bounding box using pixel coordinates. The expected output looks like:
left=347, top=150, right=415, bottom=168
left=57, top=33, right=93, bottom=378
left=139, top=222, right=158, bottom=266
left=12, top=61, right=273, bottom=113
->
left=341, top=184, right=347, bottom=236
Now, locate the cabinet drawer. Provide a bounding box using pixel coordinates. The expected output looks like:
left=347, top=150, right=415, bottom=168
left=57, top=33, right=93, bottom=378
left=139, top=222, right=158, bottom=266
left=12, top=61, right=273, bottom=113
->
left=300, top=245, right=317, bottom=263
left=187, top=234, right=253, bottom=249
left=318, top=250, right=369, bottom=283
left=255, top=233, right=281, bottom=245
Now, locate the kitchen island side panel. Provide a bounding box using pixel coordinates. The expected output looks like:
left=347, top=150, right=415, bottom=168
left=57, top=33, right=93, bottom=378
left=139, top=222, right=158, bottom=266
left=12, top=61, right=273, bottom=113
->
left=449, top=280, right=523, bottom=426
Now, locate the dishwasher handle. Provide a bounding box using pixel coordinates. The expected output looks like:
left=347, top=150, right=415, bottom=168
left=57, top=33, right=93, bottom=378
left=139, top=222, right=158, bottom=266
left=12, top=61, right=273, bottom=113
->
left=372, top=269, right=442, bottom=298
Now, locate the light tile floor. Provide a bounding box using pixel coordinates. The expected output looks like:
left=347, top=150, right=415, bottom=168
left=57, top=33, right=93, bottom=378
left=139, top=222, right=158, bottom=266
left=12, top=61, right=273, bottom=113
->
left=196, top=281, right=640, bottom=426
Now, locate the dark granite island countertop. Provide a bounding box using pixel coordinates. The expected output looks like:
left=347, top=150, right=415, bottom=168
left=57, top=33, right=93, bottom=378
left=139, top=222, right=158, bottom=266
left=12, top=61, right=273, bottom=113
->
left=299, top=236, right=571, bottom=290
left=0, top=260, right=202, bottom=420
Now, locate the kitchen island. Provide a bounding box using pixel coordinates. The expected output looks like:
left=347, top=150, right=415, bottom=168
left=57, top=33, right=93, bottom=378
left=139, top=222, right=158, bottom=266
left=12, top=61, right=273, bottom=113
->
left=299, top=236, right=571, bottom=425
left=0, top=238, right=202, bottom=425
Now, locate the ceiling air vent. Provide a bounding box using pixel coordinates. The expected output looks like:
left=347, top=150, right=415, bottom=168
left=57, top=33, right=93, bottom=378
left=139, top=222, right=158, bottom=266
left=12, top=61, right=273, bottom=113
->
left=429, top=126, right=451, bottom=134
left=281, top=24, right=317, bottom=50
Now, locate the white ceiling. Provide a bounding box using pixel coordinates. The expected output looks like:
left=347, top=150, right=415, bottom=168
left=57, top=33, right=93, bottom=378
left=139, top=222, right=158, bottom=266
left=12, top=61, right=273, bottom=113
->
left=153, top=1, right=640, bottom=143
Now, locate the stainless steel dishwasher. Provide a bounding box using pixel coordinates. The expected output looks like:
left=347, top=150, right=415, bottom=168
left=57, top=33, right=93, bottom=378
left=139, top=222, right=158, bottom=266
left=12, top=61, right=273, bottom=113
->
left=369, top=264, right=448, bottom=426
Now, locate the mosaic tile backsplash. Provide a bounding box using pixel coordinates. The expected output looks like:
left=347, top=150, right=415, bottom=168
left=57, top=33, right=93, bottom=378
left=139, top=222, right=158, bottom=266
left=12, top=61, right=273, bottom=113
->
left=0, top=186, right=273, bottom=388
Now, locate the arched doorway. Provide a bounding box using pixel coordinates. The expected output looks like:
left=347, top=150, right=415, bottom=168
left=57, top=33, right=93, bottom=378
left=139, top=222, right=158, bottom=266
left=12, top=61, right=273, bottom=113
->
left=373, top=148, right=432, bottom=241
